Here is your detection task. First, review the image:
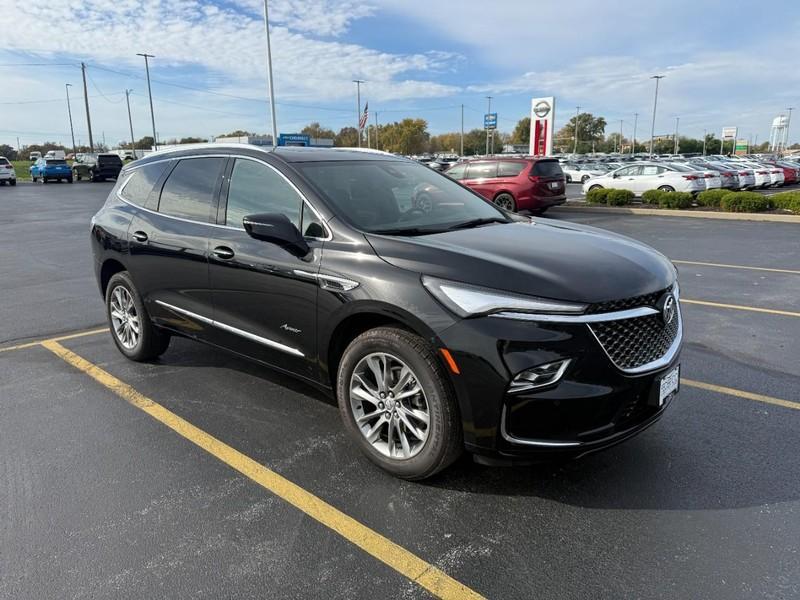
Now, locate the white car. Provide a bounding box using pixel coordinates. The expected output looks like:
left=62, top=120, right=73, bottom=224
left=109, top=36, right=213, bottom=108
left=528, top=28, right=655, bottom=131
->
left=689, top=161, right=739, bottom=189
left=562, top=163, right=605, bottom=184
left=739, top=162, right=774, bottom=188
left=583, top=162, right=705, bottom=196
left=666, top=162, right=721, bottom=190
left=715, top=162, right=755, bottom=189
left=0, top=156, right=17, bottom=186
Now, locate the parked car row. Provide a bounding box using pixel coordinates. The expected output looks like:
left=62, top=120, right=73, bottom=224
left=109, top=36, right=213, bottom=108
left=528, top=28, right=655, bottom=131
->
left=28, top=152, right=123, bottom=184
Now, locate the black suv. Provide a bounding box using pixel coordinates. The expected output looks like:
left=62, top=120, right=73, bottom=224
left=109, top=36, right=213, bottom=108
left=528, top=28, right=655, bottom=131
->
left=73, top=153, right=123, bottom=182
left=90, top=145, right=682, bottom=479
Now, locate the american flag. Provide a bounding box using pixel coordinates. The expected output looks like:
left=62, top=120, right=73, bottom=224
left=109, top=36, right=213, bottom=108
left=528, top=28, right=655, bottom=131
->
left=359, top=102, right=369, bottom=129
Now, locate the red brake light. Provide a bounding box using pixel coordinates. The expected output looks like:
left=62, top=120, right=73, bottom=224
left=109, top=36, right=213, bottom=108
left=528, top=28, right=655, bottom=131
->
left=704, top=174, right=713, bottom=178
left=528, top=174, right=541, bottom=183
left=683, top=175, right=698, bottom=180
left=739, top=171, right=748, bottom=176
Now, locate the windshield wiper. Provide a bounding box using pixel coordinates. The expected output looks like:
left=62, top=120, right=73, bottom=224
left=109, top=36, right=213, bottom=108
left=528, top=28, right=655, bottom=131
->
left=370, top=227, right=443, bottom=236
left=447, top=217, right=508, bottom=231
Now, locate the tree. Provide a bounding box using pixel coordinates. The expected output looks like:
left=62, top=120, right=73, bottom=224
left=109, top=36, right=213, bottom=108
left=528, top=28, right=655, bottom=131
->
left=217, top=130, right=255, bottom=139
left=301, top=122, right=336, bottom=140
left=555, top=113, right=606, bottom=153
left=179, top=137, right=207, bottom=144
left=0, top=144, right=18, bottom=161
left=377, top=119, right=429, bottom=155
left=334, top=126, right=359, bottom=147
left=511, top=117, right=531, bottom=145
left=429, top=132, right=462, bottom=154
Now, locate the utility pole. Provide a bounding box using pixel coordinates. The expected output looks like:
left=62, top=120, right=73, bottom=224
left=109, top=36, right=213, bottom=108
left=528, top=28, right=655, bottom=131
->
left=632, top=112, right=638, bottom=156
left=353, top=79, right=364, bottom=147
left=785, top=107, right=794, bottom=154
left=648, top=75, right=665, bottom=156
left=673, top=116, right=679, bottom=154
left=262, top=0, right=279, bottom=148
left=137, top=53, right=158, bottom=151
left=485, top=96, right=492, bottom=155
left=618, top=119, right=623, bottom=153
left=374, top=111, right=379, bottom=150
left=573, top=106, right=581, bottom=154
left=125, top=89, right=136, bottom=157
left=65, top=83, right=76, bottom=155
left=80, top=62, right=94, bottom=152
left=702, top=128, right=707, bottom=156
left=460, top=104, right=464, bottom=156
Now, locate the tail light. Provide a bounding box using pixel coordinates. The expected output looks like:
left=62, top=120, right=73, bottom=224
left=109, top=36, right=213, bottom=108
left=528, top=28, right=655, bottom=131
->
left=704, top=174, right=713, bottom=178
left=722, top=172, right=733, bottom=177
left=528, top=174, right=541, bottom=184
left=683, top=175, right=698, bottom=180
left=758, top=171, right=768, bottom=175
left=739, top=171, right=749, bottom=176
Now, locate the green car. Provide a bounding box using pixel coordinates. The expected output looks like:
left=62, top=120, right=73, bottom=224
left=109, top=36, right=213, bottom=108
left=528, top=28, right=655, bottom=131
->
left=71, top=153, right=123, bottom=182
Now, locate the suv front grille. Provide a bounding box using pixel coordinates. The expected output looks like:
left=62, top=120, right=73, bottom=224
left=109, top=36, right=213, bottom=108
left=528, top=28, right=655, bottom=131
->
left=588, top=303, right=680, bottom=372
left=585, top=288, right=667, bottom=314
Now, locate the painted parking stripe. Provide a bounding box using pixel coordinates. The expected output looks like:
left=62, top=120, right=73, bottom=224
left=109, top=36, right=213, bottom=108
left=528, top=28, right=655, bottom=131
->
left=0, top=327, right=108, bottom=354
left=673, top=260, right=800, bottom=276
left=40, top=340, right=485, bottom=600
left=682, top=379, right=799, bottom=411
left=680, top=299, right=800, bottom=318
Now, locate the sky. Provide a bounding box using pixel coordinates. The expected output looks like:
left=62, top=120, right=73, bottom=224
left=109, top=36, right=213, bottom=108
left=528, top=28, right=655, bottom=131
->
left=2, top=0, right=800, bottom=149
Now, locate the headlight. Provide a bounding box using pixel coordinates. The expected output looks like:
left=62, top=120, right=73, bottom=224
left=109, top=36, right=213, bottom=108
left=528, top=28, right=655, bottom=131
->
left=422, top=276, right=587, bottom=318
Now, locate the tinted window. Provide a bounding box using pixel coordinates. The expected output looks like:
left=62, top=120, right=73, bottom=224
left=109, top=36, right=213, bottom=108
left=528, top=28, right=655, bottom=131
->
left=444, top=163, right=467, bottom=180
left=531, top=160, right=562, bottom=176
left=225, top=159, right=302, bottom=228
left=466, top=162, right=497, bottom=179
left=498, top=161, right=526, bottom=177
left=0, top=158, right=9, bottom=165
left=120, top=162, right=169, bottom=206
left=301, top=203, right=326, bottom=238
left=158, top=158, right=224, bottom=222
left=98, top=154, right=123, bottom=166
left=46, top=159, right=67, bottom=165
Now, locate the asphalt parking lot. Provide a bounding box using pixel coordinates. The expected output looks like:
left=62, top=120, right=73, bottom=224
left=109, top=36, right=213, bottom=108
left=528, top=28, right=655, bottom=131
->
left=2, top=181, right=799, bottom=599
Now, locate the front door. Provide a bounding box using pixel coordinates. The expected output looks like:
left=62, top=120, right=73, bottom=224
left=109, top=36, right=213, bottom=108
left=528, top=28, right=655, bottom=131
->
left=207, top=157, right=324, bottom=379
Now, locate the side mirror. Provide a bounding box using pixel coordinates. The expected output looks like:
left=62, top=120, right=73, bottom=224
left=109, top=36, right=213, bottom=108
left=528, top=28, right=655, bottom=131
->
left=243, top=213, right=310, bottom=258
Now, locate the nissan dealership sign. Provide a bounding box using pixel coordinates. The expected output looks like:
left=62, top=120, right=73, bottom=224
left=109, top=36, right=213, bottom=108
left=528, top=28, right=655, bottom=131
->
left=529, top=96, right=555, bottom=156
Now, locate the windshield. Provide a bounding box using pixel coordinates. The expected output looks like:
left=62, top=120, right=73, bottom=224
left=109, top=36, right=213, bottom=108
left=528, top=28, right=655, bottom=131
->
left=296, top=159, right=508, bottom=234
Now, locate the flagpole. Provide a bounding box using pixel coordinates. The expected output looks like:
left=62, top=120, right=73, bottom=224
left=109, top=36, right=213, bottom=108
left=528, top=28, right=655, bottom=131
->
left=353, top=80, right=364, bottom=147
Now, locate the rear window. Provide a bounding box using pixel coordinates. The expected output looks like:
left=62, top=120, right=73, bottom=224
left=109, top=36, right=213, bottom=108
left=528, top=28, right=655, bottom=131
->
left=46, top=159, right=67, bottom=165
left=466, top=162, right=497, bottom=179
left=99, top=155, right=123, bottom=165
left=497, top=161, right=526, bottom=177
left=120, top=162, right=169, bottom=207
left=531, top=160, right=562, bottom=177
left=0, top=158, right=9, bottom=165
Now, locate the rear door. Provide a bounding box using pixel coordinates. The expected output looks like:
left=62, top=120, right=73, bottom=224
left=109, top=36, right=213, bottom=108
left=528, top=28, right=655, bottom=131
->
left=127, top=156, right=225, bottom=338
left=207, top=156, right=325, bottom=378
left=612, top=165, right=642, bottom=192
left=463, top=161, right=498, bottom=199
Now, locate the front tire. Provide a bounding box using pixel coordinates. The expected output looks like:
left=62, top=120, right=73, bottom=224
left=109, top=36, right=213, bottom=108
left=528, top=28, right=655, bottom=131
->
left=588, top=184, right=603, bottom=191
left=337, top=327, right=462, bottom=480
left=493, top=192, right=516, bottom=212
left=658, top=185, right=675, bottom=192
left=106, top=271, right=171, bottom=361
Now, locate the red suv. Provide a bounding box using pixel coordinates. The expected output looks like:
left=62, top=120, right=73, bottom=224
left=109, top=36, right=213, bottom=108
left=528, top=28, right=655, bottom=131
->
left=442, top=157, right=566, bottom=213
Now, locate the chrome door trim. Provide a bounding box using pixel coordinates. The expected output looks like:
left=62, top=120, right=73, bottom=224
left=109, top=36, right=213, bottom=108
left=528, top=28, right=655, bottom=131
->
left=154, top=300, right=305, bottom=357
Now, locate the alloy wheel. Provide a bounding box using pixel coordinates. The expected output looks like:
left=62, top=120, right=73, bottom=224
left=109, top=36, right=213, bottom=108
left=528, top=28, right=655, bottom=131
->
left=349, top=352, right=430, bottom=460
left=109, top=285, right=141, bottom=350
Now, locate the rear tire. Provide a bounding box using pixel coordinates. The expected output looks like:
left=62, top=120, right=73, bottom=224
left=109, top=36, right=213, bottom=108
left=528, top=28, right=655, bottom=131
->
left=106, top=271, right=171, bottom=362
left=657, top=185, right=675, bottom=192
left=581, top=175, right=590, bottom=183
left=67, top=177, right=73, bottom=184
left=336, top=326, right=462, bottom=480
left=588, top=184, right=603, bottom=191
left=493, top=192, right=517, bottom=212
left=89, top=170, right=95, bottom=182
left=9, top=179, right=16, bottom=186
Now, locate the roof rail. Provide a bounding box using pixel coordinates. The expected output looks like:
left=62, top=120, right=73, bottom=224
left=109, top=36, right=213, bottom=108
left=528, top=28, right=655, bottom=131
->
left=333, top=147, right=396, bottom=156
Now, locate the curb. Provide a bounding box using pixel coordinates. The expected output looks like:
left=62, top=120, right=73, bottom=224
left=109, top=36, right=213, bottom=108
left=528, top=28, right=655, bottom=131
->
left=553, top=204, right=800, bottom=223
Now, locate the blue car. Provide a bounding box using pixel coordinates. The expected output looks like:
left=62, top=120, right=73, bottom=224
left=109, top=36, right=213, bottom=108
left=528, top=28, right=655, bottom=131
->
left=31, top=158, right=73, bottom=183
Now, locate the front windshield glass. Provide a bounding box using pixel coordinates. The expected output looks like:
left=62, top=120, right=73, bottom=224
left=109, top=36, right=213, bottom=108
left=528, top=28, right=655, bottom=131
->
left=296, top=159, right=508, bottom=234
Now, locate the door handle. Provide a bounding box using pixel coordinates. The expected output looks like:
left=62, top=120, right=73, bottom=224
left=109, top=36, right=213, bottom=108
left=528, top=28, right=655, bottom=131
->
left=213, top=246, right=235, bottom=260
left=132, top=231, right=148, bottom=243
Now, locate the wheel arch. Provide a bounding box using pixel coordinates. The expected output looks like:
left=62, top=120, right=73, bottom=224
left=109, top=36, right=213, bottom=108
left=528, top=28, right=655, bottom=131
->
left=100, top=258, right=128, bottom=297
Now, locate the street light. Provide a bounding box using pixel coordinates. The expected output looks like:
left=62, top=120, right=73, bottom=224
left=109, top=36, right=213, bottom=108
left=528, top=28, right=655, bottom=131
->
left=573, top=106, right=581, bottom=154
left=136, top=53, right=157, bottom=151
left=65, top=83, right=76, bottom=155
left=674, top=116, right=679, bottom=154
left=631, top=112, right=638, bottom=156
left=353, top=80, right=364, bottom=147
left=702, top=128, right=707, bottom=156
left=648, top=75, right=665, bottom=157
left=262, top=0, right=278, bottom=148
left=125, top=89, right=136, bottom=157
left=485, top=96, right=493, bottom=155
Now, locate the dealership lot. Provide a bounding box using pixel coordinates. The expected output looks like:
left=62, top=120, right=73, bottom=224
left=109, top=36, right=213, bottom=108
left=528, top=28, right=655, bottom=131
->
left=1, top=182, right=799, bottom=599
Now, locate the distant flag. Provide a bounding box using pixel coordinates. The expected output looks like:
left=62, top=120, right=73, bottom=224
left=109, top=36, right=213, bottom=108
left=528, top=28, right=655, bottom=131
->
left=359, top=102, right=369, bottom=130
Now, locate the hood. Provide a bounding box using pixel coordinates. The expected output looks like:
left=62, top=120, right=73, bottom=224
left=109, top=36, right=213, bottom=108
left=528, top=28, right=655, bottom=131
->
left=366, top=219, right=675, bottom=304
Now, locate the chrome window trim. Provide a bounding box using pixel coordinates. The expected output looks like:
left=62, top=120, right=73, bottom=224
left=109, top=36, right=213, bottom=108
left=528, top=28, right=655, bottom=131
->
left=489, top=305, right=659, bottom=323
left=154, top=300, right=304, bottom=357
left=117, top=153, right=332, bottom=241
left=500, top=405, right=582, bottom=448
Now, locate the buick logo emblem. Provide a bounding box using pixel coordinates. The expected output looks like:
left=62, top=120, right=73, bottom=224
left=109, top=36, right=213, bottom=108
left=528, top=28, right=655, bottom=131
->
left=661, top=294, right=676, bottom=325
left=533, top=101, right=551, bottom=118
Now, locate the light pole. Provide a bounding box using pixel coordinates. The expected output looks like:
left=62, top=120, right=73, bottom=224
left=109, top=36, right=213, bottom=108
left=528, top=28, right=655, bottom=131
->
left=702, top=128, right=707, bottom=156
left=136, top=53, right=158, bottom=151
left=460, top=104, right=464, bottom=156
left=485, top=96, right=492, bottom=155
left=262, top=0, right=279, bottom=148
left=125, top=89, right=136, bottom=157
left=80, top=63, right=94, bottom=152
left=65, top=83, right=76, bottom=155
left=631, top=112, right=638, bottom=156
left=648, top=75, right=665, bottom=157
left=374, top=111, right=379, bottom=150
left=673, top=116, right=679, bottom=154
left=353, top=79, right=364, bottom=147
left=573, top=105, right=581, bottom=154
left=618, top=119, right=623, bottom=153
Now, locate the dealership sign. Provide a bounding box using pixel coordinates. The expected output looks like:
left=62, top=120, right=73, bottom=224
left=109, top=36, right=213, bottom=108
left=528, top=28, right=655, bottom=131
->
left=484, top=113, right=498, bottom=130
left=529, top=97, right=555, bottom=156
left=721, top=127, right=737, bottom=140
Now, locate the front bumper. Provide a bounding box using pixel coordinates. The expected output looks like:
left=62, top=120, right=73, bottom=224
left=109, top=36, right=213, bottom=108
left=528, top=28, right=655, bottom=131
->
left=437, top=304, right=681, bottom=459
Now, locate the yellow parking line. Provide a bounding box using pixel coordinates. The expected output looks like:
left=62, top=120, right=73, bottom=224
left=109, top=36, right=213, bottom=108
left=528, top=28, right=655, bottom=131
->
left=40, top=340, right=484, bottom=600
left=680, top=299, right=800, bottom=318
left=673, top=259, right=800, bottom=276
left=682, top=378, right=800, bottom=411
left=0, top=327, right=108, bottom=354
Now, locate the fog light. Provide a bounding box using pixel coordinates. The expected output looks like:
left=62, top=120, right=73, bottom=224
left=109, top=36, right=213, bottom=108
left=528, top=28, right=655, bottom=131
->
left=508, top=359, right=571, bottom=394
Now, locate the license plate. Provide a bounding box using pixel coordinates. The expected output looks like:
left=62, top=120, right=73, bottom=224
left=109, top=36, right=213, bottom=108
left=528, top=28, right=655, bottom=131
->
left=549, top=181, right=560, bottom=189
left=658, top=365, right=680, bottom=406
